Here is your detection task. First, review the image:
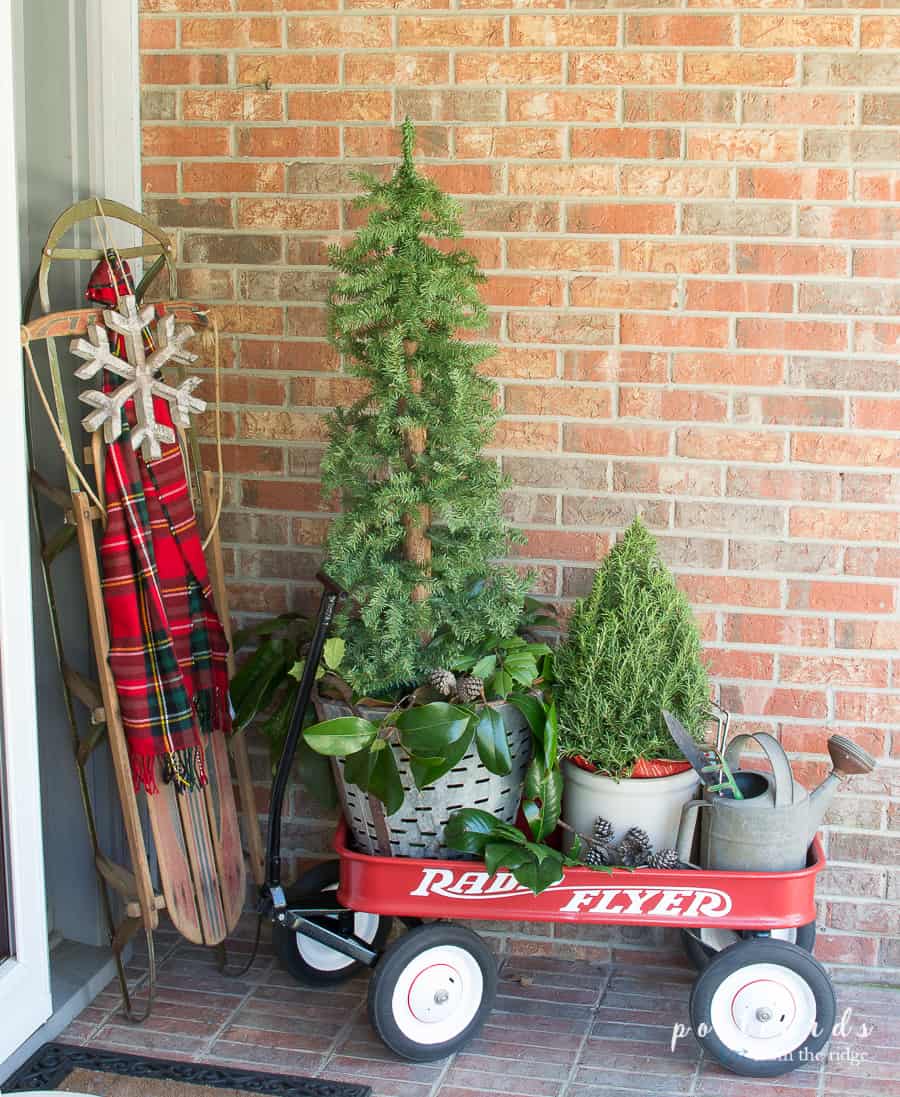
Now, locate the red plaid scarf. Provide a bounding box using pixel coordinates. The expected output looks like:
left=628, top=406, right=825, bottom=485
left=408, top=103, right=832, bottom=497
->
left=88, top=257, right=231, bottom=793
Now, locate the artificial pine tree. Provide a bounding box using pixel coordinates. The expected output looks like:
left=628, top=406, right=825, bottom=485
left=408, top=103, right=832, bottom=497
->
left=321, top=120, right=527, bottom=695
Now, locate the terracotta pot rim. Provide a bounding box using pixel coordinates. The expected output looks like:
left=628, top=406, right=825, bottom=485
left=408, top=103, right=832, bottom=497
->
left=567, top=754, right=693, bottom=780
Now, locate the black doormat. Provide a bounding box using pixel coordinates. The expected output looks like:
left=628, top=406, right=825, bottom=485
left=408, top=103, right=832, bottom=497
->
left=3, top=1042, right=370, bottom=1097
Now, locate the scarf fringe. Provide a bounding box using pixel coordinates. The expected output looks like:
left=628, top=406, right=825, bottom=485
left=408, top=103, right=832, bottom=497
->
left=131, top=746, right=208, bottom=796
left=193, top=686, right=232, bottom=736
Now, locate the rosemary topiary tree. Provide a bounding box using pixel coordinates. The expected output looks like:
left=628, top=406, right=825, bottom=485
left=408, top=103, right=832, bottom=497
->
left=321, top=119, right=527, bottom=695
left=555, top=518, right=710, bottom=778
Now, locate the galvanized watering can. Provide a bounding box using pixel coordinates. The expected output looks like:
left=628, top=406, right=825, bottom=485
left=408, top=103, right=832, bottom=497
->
left=676, top=730, right=875, bottom=872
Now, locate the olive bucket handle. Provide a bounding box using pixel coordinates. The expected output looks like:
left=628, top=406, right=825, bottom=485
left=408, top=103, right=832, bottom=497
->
left=724, top=731, right=795, bottom=807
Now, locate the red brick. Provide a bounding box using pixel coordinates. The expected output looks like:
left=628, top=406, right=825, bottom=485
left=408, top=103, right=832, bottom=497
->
left=853, top=247, right=900, bottom=278
left=684, top=280, right=792, bottom=314
left=625, top=89, right=736, bottom=123
left=182, top=90, right=283, bottom=122
left=836, top=619, right=900, bottom=652
left=684, top=53, right=796, bottom=87
left=237, top=127, right=339, bottom=159
left=563, top=351, right=666, bottom=384
left=510, top=15, right=617, bottom=47
left=742, top=92, right=853, bottom=126
left=695, top=580, right=785, bottom=616
left=835, top=692, right=900, bottom=726
left=853, top=398, right=900, bottom=431
left=491, top=421, right=559, bottom=453
left=736, top=243, right=847, bottom=277
left=141, top=54, right=227, bottom=85
left=569, top=53, right=678, bottom=86
left=504, top=384, right=610, bottom=418
left=788, top=580, right=893, bottom=615
left=572, top=128, right=680, bottom=160
left=856, top=321, right=900, bottom=354
left=457, top=52, right=561, bottom=85
left=621, top=242, right=729, bottom=274
left=627, top=14, right=733, bottom=46
left=181, top=16, right=281, bottom=46
left=620, top=166, right=730, bottom=199
left=506, top=311, right=612, bottom=346
left=781, top=655, right=889, bottom=688
left=733, top=394, right=844, bottom=428
left=506, top=238, right=614, bottom=271
left=790, top=507, right=899, bottom=543
left=861, top=15, right=900, bottom=48
left=142, top=164, right=177, bottom=194
left=844, top=546, right=900, bottom=578
left=562, top=425, right=670, bottom=458
left=183, top=162, right=284, bottom=193
left=736, top=319, right=847, bottom=353
left=688, top=129, right=798, bottom=163
left=703, top=649, right=774, bottom=681
left=724, top=613, right=828, bottom=648
left=673, top=353, right=783, bottom=386
left=237, top=54, right=339, bottom=86
left=287, top=15, right=391, bottom=47
left=677, top=428, right=785, bottom=463
left=720, top=685, right=827, bottom=720
left=242, top=480, right=328, bottom=512
left=509, top=90, right=617, bottom=123
left=482, top=349, right=557, bottom=380
left=799, top=205, right=900, bottom=241
left=569, top=278, right=674, bottom=311
left=458, top=127, right=564, bottom=160
left=622, top=315, right=728, bottom=349
left=739, top=167, right=848, bottom=200
left=620, top=388, right=727, bottom=423
left=287, top=90, right=392, bottom=122
left=142, top=125, right=230, bottom=157
left=140, top=17, right=176, bottom=48
left=792, top=433, right=900, bottom=469
left=515, top=530, right=606, bottom=563
left=743, top=15, right=854, bottom=48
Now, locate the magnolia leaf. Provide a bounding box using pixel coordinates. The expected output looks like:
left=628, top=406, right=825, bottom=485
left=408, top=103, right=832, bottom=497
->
left=396, top=702, right=471, bottom=756
left=344, top=740, right=404, bottom=814
left=409, top=722, right=474, bottom=789
left=444, top=808, right=523, bottom=854
left=232, top=644, right=289, bottom=731
left=508, top=693, right=546, bottom=740
left=303, top=716, right=377, bottom=757
left=513, top=853, right=565, bottom=894
left=323, top=637, right=346, bottom=671
left=523, top=756, right=563, bottom=841
left=473, top=706, right=512, bottom=776
left=543, top=699, right=559, bottom=771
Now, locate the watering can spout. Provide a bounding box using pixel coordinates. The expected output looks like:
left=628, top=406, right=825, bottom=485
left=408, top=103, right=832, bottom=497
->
left=807, top=734, right=877, bottom=840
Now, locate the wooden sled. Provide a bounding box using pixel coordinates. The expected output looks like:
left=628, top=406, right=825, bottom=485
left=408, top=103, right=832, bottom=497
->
left=22, top=201, right=264, bottom=1017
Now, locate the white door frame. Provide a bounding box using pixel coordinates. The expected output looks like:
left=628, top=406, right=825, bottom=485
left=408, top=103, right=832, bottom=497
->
left=0, top=0, right=52, bottom=1063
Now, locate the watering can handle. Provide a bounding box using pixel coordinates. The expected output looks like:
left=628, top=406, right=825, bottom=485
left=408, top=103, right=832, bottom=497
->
left=676, top=800, right=710, bottom=863
left=723, top=731, right=795, bottom=807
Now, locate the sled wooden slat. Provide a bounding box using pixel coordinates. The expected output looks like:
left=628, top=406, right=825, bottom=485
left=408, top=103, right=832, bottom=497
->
left=147, top=768, right=206, bottom=946
left=71, top=491, right=159, bottom=934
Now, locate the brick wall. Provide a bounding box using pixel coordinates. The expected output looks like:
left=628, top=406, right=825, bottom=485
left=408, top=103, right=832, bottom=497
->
left=139, top=0, right=899, bottom=973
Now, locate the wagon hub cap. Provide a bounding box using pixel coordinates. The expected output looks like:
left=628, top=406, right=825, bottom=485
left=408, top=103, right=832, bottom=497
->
left=392, top=944, right=485, bottom=1045
left=408, top=963, right=462, bottom=1023
left=709, top=963, right=817, bottom=1060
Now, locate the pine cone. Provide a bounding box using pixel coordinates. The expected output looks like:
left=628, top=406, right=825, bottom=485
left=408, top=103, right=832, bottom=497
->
left=455, top=673, right=484, bottom=703
left=592, top=817, right=614, bottom=845
left=584, top=842, right=613, bottom=867
left=428, top=668, right=457, bottom=697
left=646, top=848, right=680, bottom=870
left=612, top=843, right=640, bottom=868
left=623, top=826, right=651, bottom=854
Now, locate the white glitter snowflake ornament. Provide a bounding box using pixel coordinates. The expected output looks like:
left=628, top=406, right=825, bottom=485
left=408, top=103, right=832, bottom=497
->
left=71, top=295, right=206, bottom=461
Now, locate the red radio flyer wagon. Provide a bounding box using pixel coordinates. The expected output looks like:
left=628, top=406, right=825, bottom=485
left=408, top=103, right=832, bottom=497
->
left=259, top=578, right=837, bottom=1080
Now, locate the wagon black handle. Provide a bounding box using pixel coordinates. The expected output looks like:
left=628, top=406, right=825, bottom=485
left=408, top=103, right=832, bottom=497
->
left=263, top=572, right=347, bottom=899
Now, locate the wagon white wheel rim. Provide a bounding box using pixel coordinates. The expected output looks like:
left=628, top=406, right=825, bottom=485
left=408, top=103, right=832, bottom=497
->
left=390, top=944, right=484, bottom=1046
left=295, top=884, right=380, bottom=972
left=708, top=962, right=817, bottom=1061
left=700, top=927, right=797, bottom=953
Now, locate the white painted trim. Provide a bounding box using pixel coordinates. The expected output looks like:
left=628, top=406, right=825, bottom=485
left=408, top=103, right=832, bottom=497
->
left=85, top=0, right=142, bottom=258
left=0, top=0, right=52, bottom=1063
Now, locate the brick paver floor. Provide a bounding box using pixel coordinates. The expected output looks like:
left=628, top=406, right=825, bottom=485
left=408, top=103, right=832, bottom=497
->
left=59, top=916, right=898, bottom=1097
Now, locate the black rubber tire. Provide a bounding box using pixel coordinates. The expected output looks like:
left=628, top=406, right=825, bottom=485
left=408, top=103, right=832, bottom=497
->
left=681, top=921, right=817, bottom=972
left=368, top=923, right=497, bottom=1062
left=272, top=860, right=392, bottom=986
left=690, top=938, right=836, bottom=1077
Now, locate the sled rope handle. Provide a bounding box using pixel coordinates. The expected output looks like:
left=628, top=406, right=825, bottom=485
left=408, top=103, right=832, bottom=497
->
left=21, top=330, right=107, bottom=518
